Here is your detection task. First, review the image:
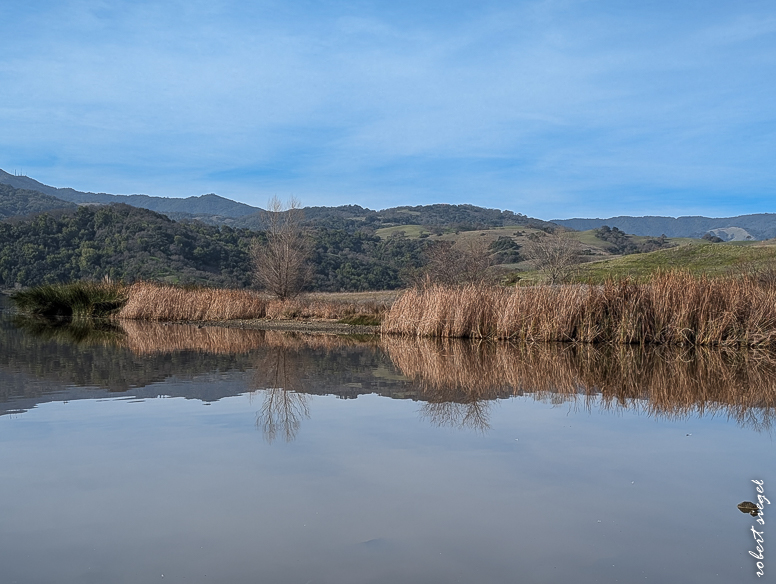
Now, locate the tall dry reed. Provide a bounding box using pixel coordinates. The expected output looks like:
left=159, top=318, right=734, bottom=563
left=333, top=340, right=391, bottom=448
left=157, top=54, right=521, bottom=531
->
left=118, top=282, right=267, bottom=321
left=118, top=282, right=387, bottom=322
left=382, top=273, right=776, bottom=346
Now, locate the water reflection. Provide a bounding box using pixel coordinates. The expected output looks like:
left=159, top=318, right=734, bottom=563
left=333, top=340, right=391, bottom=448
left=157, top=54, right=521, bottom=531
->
left=13, top=314, right=125, bottom=346
left=251, top=346, right=311, bottom=443
left=384, top=337, right=776, bottom=431
left=3, top=315, right=775, bottom=433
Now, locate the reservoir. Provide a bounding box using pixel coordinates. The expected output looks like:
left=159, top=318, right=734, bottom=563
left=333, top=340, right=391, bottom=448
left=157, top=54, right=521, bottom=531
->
left=0, top=311, right=772, bottom=583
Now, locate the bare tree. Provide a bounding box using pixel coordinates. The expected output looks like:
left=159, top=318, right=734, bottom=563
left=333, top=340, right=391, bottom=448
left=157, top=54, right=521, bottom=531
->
left=251, top=196, right=311, bottom=299
left=423, top=237, right=495, bottom=285
left=522, top=229, right=581, bottom=284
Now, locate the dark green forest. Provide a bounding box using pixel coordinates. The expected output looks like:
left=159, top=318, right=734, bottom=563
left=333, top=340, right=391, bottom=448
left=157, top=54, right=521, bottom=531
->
left=0, top=204, right=436, bottom=291
left=0, top=204, right=255, bottom=288
left=0, top=184, right=76, bottom=219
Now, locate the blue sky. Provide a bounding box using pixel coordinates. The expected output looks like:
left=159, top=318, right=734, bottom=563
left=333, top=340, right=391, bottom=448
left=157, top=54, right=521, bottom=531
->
left=1, top=0, right=774, bottom=219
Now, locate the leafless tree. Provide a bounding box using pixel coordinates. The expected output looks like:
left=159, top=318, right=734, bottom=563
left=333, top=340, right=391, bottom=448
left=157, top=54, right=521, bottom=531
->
left=251, top=196, right=311, bottom=299
left=423, top=237, right=495, bottom=285
left=522, top=229, right=582, bottom=284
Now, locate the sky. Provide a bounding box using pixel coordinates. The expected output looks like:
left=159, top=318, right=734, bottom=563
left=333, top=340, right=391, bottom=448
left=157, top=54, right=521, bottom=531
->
left=1, top=0, right=774, bottom=219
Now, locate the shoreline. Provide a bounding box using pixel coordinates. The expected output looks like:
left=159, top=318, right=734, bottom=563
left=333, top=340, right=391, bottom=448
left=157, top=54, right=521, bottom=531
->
left=159, top=317, right=381, bottom=336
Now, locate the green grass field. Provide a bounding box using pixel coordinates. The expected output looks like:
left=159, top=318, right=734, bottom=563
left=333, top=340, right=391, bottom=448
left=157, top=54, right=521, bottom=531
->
left=571, top=241, right=776, bottom=281
left=375, top=225, right=431, bottom=239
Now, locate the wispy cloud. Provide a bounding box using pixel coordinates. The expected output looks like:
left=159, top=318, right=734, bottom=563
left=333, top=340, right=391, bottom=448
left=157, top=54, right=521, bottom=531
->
left=0, top=0, right=774, bottom=218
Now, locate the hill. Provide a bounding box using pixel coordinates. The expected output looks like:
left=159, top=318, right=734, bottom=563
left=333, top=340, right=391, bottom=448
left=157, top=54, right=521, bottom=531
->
left=570, top=240, right=776, bottom=281
left=0, top=204, right=256, bottom=288
left=0, top=169, right=258, bottom=218
left=0, top=205, right=433, bottom=291
left=227, top=203, right=555, bottom=232
left=0, top=184, right=76, bottom=218
left=0, top=169, right=554, bottom=232
left=552, top=214, right=776, bottom=240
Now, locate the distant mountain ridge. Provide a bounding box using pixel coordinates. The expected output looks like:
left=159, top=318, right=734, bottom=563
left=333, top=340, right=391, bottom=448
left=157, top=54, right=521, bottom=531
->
left=552, top=215, right=776, bottom=240
left=0, top=169, right=258, bottom=218
left=0, top=169, right=554, bottom=232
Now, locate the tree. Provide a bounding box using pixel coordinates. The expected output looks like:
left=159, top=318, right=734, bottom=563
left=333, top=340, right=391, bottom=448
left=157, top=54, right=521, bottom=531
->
left=251, top=196, right=311, bottom=299
left=522, top=229, right=581, bottom=284
left=423, top=237, right=495, bottom=285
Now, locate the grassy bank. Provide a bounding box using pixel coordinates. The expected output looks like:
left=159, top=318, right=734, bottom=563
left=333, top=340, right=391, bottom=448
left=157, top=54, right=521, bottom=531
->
left=118, top=282, right=389, bottom=322
left=381, top=273, right=776, bottom=346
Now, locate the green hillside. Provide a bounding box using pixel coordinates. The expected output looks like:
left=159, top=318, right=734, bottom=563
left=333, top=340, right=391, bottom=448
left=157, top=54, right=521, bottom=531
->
left=0, top=204, right=255, bottom=288
left=0, top=184, right=76, bottom=218
left=0, top=205, right=432, bottom=292
left=573, top=241, right=776, bottom=281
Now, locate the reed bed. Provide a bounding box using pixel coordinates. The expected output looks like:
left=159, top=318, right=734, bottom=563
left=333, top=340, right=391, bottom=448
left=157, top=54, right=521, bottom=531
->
left=118, top=282, right=267, bottom=321
left=381, top=272, right=776, bottom=346
left=383, top=336, right=776, bottom=429
left=118, top=282, right=387, bottom=322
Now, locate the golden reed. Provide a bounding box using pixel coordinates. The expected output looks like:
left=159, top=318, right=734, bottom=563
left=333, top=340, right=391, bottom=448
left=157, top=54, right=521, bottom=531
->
left=381, top=273, right=776, bottom=346
left=118, top=282, right=385, bottom=322
left=383, top=336, right=776, bottom=429
left=119, top=282, right=267, bottom=321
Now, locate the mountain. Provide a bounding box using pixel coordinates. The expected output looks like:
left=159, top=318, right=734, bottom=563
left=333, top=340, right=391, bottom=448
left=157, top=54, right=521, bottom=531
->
left=0, top=169, right=259, bottom=218
left=0, top=184, right=76, bottom=219
left=0, top=169, right=555, bottom=232
left=552, top=215, right=776, bottom=240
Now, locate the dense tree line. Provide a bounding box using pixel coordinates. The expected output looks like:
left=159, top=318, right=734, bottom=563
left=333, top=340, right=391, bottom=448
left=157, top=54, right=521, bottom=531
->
left=0, top=204, right=255, bottom=288
left=0, top=184, right=76, bottom=219
left=309, top=229, right=430, bottom=291
left=0, top=205, right=437, bottom=291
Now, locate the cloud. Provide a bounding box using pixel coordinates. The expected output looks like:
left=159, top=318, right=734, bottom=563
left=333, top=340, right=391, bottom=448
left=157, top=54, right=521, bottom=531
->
left=0, top=0, right=774, bottom=218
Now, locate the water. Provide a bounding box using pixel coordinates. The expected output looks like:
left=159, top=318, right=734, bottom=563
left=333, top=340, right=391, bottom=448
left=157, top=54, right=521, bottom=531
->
left=0, top=313, right=773, bottom=583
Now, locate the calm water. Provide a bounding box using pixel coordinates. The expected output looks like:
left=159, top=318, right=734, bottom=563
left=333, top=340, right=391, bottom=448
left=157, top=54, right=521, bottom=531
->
left=0, top=309, right=773, bottom=583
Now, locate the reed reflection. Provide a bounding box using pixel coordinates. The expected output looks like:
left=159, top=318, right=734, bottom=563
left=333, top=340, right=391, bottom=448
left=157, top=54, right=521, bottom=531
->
left=383, top=337, right=776, bottom=431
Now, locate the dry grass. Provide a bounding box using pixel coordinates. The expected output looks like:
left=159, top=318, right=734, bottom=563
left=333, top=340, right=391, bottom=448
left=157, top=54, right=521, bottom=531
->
left=117, top=282, right=389, bottom=322
left=382, top=272, right=776, bottom=346
left=118, top=282, right=267, bottom=321
left=384, top=336, right=776, bottom=429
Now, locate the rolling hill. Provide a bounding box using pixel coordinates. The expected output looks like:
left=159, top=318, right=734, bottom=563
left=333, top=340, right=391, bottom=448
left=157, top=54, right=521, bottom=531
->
left=552, top=214, right=776, bottom=240
left=0, top=169, right=554, bottom=232
left=0, top=169, right=258, bottom=218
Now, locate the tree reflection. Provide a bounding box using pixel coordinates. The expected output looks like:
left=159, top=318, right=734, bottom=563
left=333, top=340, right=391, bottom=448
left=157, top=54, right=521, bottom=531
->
left=251, top=347, right=310, bottom=443
left=420, top=400, right=491, bottom=432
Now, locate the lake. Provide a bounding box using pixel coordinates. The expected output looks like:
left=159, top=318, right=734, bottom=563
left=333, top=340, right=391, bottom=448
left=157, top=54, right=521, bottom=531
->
left=0, top=308, right=772, bottom=583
